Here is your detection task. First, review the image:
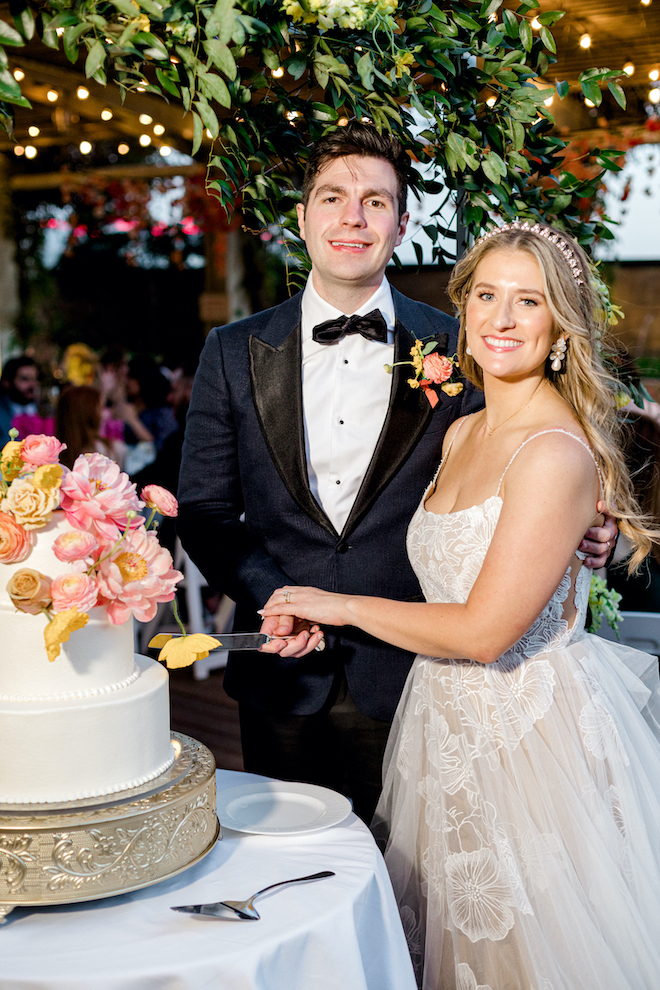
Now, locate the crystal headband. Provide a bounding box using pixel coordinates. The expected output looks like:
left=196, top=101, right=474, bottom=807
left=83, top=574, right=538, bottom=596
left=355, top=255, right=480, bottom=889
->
left=474, top=220, right=585, bottom=286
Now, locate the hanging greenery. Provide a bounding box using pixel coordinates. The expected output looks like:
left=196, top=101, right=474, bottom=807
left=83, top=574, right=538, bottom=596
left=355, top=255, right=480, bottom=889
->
left=0, top=1, right=626, bottom=272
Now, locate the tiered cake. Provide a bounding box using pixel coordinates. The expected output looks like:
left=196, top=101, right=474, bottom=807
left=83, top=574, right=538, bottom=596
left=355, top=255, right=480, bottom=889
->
left=0, top=511, right=175, bottom=805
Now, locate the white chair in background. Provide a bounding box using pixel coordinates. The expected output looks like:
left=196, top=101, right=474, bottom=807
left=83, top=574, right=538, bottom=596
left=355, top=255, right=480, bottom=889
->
left=595, top=610, right=660, bottom=655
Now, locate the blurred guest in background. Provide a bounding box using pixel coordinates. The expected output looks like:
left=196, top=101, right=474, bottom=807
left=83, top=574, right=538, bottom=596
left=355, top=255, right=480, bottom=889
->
left=0, top=356, right=40, bottom=442
left=55, top=384, right=126, bottom=470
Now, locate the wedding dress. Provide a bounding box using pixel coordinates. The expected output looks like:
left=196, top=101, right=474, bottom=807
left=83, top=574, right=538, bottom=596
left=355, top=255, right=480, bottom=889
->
left=375, top=427, right=660, bottom=990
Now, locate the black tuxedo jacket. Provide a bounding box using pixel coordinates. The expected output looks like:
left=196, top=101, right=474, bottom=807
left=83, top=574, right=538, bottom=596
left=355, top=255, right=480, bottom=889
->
left=177, top=287, right=483, bottom=721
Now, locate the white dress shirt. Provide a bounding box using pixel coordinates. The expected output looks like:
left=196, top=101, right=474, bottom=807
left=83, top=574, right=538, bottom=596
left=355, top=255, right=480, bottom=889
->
left=301, top=274, right=396, bottom=533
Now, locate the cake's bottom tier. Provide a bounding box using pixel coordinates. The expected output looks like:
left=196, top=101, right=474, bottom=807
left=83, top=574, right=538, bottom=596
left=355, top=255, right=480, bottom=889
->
left=0, top=655, right=175, bottom=805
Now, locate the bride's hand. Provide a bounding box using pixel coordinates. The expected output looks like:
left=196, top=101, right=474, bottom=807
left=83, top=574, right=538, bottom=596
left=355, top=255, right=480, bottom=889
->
left=260, top=586, right=352, bottom=628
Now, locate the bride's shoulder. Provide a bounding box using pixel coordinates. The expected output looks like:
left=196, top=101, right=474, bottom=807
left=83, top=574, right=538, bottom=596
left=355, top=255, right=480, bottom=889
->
left=506, top=424, right=598, bottom=489
left=442, top=412, right=482, bottom=454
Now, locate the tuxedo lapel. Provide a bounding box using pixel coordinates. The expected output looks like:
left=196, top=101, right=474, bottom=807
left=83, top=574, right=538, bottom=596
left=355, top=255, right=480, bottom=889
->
left=249, top=325, right=337, bottom=537
left=341, top=320, right=433, bottom=538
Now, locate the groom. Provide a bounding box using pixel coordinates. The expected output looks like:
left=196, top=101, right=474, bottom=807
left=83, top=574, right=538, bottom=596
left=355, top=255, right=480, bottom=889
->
left=178, top=123, right=614, bottom=822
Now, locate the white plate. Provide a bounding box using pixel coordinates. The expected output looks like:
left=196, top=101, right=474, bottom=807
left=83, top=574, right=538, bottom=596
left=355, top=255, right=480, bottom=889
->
left=217, top=781, right=352, bottom=835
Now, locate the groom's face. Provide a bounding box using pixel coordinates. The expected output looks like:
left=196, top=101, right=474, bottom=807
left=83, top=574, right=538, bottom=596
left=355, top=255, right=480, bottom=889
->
left=297, top=155, right=408, bottom=295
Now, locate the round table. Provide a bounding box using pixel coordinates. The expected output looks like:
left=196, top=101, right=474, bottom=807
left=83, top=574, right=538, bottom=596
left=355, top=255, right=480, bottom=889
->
left=0, top=769, right=416, bottom=990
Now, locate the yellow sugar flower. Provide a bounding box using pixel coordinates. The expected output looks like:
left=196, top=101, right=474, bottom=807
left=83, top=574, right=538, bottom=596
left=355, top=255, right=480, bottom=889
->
left=158, top=633, right=221, bottom=669
left=32, top=463, right=63, bottom=495
left=44, top=608, right=89, bottom=663
left=1, top=441, right=23, bottom=483
left=441, top=382, right=464, bottom=396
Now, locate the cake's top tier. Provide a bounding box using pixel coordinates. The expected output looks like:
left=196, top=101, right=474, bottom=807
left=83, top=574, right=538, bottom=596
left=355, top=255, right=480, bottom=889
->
left=0, top=511, right=136, bottom=702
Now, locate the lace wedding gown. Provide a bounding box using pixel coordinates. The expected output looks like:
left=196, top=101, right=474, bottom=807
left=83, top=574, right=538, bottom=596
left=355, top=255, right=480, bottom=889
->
left=375, top=430, right=660, bottom=990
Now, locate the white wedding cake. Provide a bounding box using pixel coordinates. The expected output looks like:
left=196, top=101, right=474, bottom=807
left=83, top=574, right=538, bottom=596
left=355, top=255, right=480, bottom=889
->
left=0, top=439, right=182, bottom=806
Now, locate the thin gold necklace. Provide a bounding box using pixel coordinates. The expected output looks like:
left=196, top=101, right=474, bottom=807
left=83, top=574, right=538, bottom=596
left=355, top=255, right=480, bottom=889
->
left=485, top=379, right=546, bottom=437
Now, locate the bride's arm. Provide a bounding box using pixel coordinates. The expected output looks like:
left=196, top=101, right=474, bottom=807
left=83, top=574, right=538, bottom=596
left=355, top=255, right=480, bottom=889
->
left=260, top=432, right=601, bottom=664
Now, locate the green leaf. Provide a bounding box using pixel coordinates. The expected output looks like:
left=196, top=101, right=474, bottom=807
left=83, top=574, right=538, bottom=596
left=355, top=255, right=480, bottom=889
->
left=453, top=10, right=482, bottom=31
left=64, top=22, right=90, bottom=63
left=556, top=79, right=569, bottom=99
left=194, top=97, right=219, bottom=137
left=204, top=39, right=237, bottom=79
left=607, top=80, right=626, bottom=110
left=538, top=10, right=564, bottom=26
left=539, top=26, right=556, bottom=53
left=482, top=151, right=506, bottom=183
left=284, top=54, right=306, bottom=80
left=191, top=110, right=204, bottom=155
left=13, top=6, right=34, bottom=41
left=519, top=17, right=532, bottom=51
left=0, top=18, right=24, bottom=46
left=85, top=39, right=106, bottom=79
left=198, top=70, right=231, bottom=108
left=135, top=31, right=169, bottom=59
left=510, top=119, right=525, bottom=150
left=0, top=66, right=26, bottom=103
left=357, top=52, right=374, bottom=90
left=110, top=0, right=140, bottom=14
left=156, top=67, right=180, bottom=97
left=135, top=0, right=163, bottom=16
left=502, top=9, right=518, bottom=37
left=581, top=78, right=602, bottom=106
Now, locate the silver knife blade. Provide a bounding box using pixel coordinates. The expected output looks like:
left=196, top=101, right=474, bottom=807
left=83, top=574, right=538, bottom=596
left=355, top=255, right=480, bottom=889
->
left=149, top=632, right=326, bottom=652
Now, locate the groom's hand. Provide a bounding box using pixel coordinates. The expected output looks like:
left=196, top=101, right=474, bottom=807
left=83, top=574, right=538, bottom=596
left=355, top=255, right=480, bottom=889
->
left=258, top=613, right=324, bottom=658
left=579, top=504, right=618, bottom=569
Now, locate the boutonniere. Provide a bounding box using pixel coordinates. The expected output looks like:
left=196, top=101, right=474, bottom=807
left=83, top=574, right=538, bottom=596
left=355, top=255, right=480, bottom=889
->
left=385, top=335, right=464, bottom=408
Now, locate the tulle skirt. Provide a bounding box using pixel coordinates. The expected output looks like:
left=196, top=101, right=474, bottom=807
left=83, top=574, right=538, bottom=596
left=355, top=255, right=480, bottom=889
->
left=373, top=633, right=660, bottom=990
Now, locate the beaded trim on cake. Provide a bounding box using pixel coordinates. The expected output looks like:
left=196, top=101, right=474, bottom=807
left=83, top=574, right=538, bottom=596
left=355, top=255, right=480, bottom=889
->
left=0, top=664, right=140, bottom=703
left=0, top=742, right=177, bottom=805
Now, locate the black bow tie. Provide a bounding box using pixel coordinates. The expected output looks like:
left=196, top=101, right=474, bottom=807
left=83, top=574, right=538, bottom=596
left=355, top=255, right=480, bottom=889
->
left=312, top=309, right=389, bottom=345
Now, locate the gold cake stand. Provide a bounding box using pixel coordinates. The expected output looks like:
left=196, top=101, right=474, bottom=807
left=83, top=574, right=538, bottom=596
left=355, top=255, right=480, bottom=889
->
left=0, top=732, right=220, bottom=922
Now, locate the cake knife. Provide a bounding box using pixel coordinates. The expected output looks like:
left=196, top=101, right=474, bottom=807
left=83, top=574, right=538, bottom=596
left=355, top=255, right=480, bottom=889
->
left=148, top=632, right=326, bottom=651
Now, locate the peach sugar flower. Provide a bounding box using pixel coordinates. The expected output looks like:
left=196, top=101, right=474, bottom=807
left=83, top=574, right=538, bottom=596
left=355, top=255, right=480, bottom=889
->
left=59, top=452, right=143, bottom=542
left=50, top=572, right=98, bottom=614
left=95, top=526, right=182, bottom=624
left=0, top=511, right=32, bottom=562
left=141, top=484, right=178, bottom=518
left=7, top=568, right=51, bottom=614
left=53, top=529, right=99, bottom=563
left=2, top=469, right=62, bottom=530
left=20, top=434, right=67, bottom=467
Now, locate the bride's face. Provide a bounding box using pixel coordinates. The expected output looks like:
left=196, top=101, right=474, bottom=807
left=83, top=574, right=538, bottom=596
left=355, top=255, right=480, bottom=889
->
left=465, top=248, right=555, bottom=382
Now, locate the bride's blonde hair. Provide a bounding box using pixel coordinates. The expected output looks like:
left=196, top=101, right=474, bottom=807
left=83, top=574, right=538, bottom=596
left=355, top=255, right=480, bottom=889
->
left=447, top=222, right=657, bottom=571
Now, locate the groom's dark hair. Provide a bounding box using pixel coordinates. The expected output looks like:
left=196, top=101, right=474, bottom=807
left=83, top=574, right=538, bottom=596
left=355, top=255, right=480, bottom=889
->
left=301, top=122, right=410, bottom=219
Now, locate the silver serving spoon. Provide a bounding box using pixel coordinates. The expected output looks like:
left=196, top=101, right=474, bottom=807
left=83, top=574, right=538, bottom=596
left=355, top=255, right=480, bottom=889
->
left=171, top=870, right=335, bottom=920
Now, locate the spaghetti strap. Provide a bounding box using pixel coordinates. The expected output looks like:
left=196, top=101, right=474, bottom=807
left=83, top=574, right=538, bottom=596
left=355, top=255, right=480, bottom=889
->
left=495, top=428, right=604, bottom=498
left=428, top=415, right=471, bottom=493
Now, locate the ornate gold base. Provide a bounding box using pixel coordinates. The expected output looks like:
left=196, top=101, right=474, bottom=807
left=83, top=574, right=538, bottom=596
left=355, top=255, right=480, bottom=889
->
left=0, top=733, right=220, bottom=921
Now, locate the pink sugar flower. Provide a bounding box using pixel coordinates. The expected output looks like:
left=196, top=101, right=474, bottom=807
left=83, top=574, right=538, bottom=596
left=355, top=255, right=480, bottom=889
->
left=53, top=529, right=99, bottom=563
left=20, top=434, right=67, bottom=467
left=95, top=526, right=182, bottom=624
left=141, top=484, right=178, bottom=518
left=59, top=452, right=143, bottom=543
left=50, top=572, right=98, bottom=614
left=422, top=353, right=453, bottom=384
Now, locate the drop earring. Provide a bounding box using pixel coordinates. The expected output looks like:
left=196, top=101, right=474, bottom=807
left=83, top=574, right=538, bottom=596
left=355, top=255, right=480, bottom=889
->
left=466, top=345, right=472, bottom=356
left=550, top=336, right=567, bottom=372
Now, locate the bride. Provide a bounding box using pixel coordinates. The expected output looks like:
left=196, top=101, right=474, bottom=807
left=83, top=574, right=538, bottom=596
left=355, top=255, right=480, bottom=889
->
left=260, top=221, right=660, bottom=989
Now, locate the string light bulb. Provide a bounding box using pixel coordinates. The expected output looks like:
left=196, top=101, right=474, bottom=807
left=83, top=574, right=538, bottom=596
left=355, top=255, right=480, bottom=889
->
left=486, top=96, right=497, bottom=107
left=271, top=67, right=284, bottom=78
left=79, top=141, right=92, bottom=154
left=139, top=113, right=152, bottom=125
left=76, top=86, right=89, bottom=100
left=649, top=87, right=660, bottom=102
left=46, top=89, right=58, bottom=102
left=13, top=68, right=24, bottom=81
left=25, top=146, right=37, bottom=159
left=641, top=0, right=652, bottom=6
left=531, top=17, right=541, bottom=29
left=579, top=33, right=592, bottom=49
left=650, top=69, right=660, bottom=80
left=153, top=123, right=164, bottom=135
left=13, top=145, right=24, bottom=157
left=623, top=62, right=635, bottom=76
left=139, top=133, right=151, bottom=146
left=159, top=145, right=172, bottom=157
left=544, top=95, right=554, bottom=107
left=118, top=143, right=129, bottom=155
left=28, top=126, right=39, bottom=137
left=101, top=109, right=113, bottom=120
left=584, top=97, right=596, bottom=107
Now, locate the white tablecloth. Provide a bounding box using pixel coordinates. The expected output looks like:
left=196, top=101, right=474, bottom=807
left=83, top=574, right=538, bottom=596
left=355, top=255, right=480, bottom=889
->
left=1, top=770, right=416, bottom=990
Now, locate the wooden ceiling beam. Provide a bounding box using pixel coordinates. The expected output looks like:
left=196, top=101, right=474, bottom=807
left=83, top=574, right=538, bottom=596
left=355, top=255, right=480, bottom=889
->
left=9, top=161, right=204, bottom=191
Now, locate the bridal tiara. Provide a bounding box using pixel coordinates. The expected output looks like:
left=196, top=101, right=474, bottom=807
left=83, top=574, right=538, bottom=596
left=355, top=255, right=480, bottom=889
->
left=474, top=220, right=585, bottom=286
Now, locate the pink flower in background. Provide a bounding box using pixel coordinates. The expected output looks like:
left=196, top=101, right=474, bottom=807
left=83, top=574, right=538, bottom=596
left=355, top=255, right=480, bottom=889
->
left=51, top=572, right=98, bottom=614
left=422, top=353, right=453, bottom=384
left=59, top=452, right=143, bottom=542
left=20, top=434, right=67, bottom=467
left=0, top=511, right=32, bottom=562
left=141, top=485, right=178, bottom=517
left=95, top=527, right=182, bottom=624
left=53, top=529, right=99, bottom=563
